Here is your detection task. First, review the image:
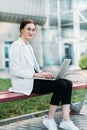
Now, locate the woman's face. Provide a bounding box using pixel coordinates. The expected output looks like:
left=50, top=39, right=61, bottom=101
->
left=21, top=23, right=36, bottom=40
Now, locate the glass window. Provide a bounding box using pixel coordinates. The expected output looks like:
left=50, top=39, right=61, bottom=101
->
left=4, top=41, right=13, bottom=68
left=5, top=61, right=9, bottom=68
left=49, top=0, right=57, bottom=26
left=5, top=47, right=9, bottom=58
left=60, top=0, right=73, bottom=11
left=50, top=0, right=57, bottom=14
left=4, top=41, right=12, bottom=45
left=42, top=29, right=59, bottom=66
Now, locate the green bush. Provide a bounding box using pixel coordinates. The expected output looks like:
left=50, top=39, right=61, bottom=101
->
left=79, top=55, right=87, bottom=69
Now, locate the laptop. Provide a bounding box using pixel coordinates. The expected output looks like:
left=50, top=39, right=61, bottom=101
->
left=34, top=59, right=71, bottom=80
left=55, top=59, right=71, bottom=80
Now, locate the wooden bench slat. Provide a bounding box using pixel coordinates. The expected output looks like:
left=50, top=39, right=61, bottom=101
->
left=72, top=82, right=87, bottom=90
left=0, top=92, right=49, bottom=103
left=0, top=90, right=11, bottom=94
left=0, top=82, right=87, bottom=103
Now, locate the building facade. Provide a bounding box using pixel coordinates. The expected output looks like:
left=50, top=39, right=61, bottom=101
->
left=0, top=0, right=87, bottom=69
left=0, top=0, right=47, bottom=69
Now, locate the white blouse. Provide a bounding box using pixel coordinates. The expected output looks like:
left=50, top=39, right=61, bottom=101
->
left=25, top=44, right=35, bottom=68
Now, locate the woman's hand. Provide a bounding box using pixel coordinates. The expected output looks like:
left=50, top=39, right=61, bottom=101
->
left=33, top=72, right=54, bottom=79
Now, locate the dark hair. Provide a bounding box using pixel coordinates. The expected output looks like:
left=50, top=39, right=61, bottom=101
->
left=20, top=18, right=36, bottom=32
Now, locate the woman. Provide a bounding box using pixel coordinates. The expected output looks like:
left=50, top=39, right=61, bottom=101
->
left=9, top=19, right=80, bottom=130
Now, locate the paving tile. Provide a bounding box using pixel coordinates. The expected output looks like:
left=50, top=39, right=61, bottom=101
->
left=0, top=112, right=87, bottom=130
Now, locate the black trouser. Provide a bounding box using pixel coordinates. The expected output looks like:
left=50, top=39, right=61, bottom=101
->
left=32, top=79, right=72, bottom=106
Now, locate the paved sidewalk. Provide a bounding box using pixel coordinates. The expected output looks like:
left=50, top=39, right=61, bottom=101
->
left=0, top=111, right=87, bottom=130
left=0, top=69, right=10, bottom=78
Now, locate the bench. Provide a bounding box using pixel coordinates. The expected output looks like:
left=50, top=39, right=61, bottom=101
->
left=0, top=72, right=87, bottom=114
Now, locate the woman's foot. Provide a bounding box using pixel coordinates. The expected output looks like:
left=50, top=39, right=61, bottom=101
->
left=59, top=120, right=80, bottom=130
left=43, top=117, right=58, bottom=130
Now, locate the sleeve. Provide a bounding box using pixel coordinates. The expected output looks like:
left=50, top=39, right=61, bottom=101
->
left=10, top=43, right=34, bottom=79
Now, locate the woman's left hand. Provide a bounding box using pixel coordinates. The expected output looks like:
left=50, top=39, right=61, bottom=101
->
left=33, top=71, right=54, bottom=79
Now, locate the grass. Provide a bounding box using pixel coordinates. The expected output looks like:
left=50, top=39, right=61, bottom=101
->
left=0, top=78, right=85, bottom=119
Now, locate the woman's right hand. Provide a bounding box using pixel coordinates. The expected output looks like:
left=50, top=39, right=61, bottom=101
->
left=33, top=72, right=54, bottom=79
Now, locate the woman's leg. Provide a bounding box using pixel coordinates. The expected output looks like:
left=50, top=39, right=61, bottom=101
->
left=60, top=79, right=72, bottom=121
left=32, top=79, right=79, bottom=130
left=48, top=105, right=58, bottom=119
left=61, top=79, right=72, bottom=105
left=60, top=104, right=80, bottom=130
left=32, top=79, right=69, bottom=119
left=32, top=79, right=69, bottom=105
left=58, top=79, right=79, bottom=130
left=48, top=79, right=72, bottom=120
left=62, top=104, right=70, bottom=121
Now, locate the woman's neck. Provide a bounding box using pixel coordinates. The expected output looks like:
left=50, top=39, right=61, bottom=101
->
left=21, top=36, right=29, bottom=45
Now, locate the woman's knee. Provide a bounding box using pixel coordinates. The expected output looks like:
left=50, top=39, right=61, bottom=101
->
left=55, top=80, right=67, bottom=91
left=62, top=79, right=72, bottom=89
left=67, top=80, right=72, bottom=86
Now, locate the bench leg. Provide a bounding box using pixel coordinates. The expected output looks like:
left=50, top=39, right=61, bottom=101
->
left=70, top=89, right=87, bottom=114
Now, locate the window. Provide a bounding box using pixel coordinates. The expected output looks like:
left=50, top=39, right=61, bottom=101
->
left=5, top=47, right=9, bottom=58
left=4, top=41, right=13, bottom=68
left=5, top=61, right=9, bottom=68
